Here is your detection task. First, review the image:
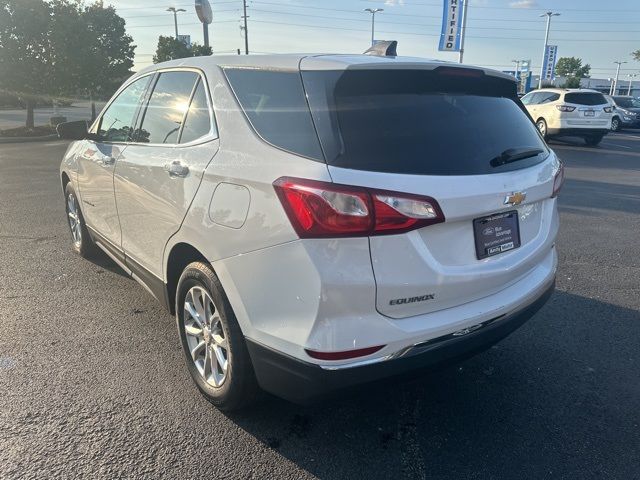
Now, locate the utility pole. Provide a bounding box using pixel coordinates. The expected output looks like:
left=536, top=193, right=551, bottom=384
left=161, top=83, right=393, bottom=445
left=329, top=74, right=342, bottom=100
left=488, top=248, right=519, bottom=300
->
left=458, top=1, right=468, bottom=64
left=364, top=8, right=383, bottom=47
left=538, top=11, right=560, bottom=89
left=167, top=7, right=186, bottom=38
left=612, top=61, right=627, bottom=96
left=241, top=0, right=249, bottom=54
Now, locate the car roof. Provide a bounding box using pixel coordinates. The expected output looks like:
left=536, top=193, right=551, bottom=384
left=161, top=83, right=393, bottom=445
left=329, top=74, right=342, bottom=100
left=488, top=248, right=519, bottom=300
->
left=135, top=53, right=515, bottom=82
left=533, top=88, right=603, bottom=94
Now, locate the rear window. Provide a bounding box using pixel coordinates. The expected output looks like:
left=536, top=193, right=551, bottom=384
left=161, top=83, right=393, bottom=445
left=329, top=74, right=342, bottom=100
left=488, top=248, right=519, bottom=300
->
left=303, top=69, right=548, bottom=175
left=224, top=68, right=323, bottom=160
left=564, top=92, right=607, bottom=106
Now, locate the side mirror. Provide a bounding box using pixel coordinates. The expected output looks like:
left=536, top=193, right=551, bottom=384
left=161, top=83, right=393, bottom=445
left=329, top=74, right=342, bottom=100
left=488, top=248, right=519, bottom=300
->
left=56, top=120, right=89, bottom=140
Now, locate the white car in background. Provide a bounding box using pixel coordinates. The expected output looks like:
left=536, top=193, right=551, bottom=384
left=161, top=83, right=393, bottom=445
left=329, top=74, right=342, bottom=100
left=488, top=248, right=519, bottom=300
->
left=58, top=48, right=562, bottom=410
left=521, top=88, right=612, bottom=146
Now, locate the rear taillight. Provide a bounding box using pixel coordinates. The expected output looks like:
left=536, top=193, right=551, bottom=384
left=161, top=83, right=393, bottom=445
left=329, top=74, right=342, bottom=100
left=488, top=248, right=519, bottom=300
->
left=273, top=177, right=445, bottom=238
left=552, top=160, right=564, bottom=198
left=556, top=105, right=576, bottom=112
left=603, top=106, right=613, bottom=113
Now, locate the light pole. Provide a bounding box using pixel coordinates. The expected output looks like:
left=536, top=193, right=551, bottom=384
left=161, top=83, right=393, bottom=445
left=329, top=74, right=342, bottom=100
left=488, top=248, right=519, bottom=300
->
left=512, top=59, right=522, bottom=81
left=612, top=61, right=627, bottom=95
left=627, top=73, right=638, bottom=96
left=538, top=11, right=560, bottom=89
left=167, top=7, right=186, bottom=39
left=364, top=8, right=383, bottom=47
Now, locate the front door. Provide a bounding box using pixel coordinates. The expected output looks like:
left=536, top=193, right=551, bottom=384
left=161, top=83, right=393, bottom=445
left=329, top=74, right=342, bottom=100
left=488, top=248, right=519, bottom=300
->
left=114, top=70, right=218, bottom=278
left=76, top=75, right=152, bottom=247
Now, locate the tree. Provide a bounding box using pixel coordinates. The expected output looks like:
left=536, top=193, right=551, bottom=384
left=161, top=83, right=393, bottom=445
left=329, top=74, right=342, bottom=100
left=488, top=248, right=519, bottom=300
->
left=0, top=0, right=52, bottom=128
left=633, top=50, right=640, bottom=62
left=78, top=2, right=135, bottom=119
left=555, top=57, right=590, bottom=79
left=153, top=35, right=212, bottom=63
left=563, top=77, right=581, bottom=88
left=0, top=0, right=135, bottom=128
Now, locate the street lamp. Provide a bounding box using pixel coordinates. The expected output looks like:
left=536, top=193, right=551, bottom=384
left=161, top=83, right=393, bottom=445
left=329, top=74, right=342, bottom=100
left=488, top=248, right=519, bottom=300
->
left=627, top=73, right=638, bottom=96
left=612, top=61, right=627, bottom=95
left=364, top=8, right=383, bottom=47
left=538, top=11, right=560, bottom=89
left=167, top=7, right=186, bottom=38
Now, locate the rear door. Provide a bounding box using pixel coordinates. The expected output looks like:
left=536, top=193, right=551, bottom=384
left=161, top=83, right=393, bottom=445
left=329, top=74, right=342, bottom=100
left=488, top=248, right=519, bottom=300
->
left=303, top=67, right=558, bottom=319
left=114, top=70, right=219, bottom=278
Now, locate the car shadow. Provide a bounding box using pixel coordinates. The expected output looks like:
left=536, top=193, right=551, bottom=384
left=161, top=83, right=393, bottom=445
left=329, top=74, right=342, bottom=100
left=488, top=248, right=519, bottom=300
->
left=224, top=291, right=640, bottom=479
left=86, top=247, right=129, bottom=278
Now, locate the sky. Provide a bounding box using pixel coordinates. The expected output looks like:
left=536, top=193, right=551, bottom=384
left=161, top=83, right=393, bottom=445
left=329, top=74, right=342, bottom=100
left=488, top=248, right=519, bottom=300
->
left=107, top=0, right=640, bottom=81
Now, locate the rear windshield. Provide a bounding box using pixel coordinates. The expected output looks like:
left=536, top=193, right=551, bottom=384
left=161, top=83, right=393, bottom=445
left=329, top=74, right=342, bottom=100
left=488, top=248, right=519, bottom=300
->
left=564, top=92, right=607, bottom=106
left=303, top=69, right=548, bottom=175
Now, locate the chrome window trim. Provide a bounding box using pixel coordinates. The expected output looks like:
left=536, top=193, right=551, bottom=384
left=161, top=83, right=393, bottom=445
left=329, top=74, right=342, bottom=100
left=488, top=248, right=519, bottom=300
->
left=90, top=66, right=218, bottom=148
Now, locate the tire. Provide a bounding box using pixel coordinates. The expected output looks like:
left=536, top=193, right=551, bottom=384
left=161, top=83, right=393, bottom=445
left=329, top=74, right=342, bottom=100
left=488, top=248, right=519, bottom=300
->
left=611, top=117, right=621, bottom=132
left=64, top=182, right=96, bottom=258
left=584, top=135, right=603, bottom=147
left=176, top=261, right=258, bottom=411
left=536, top=118, right=548, bottom=140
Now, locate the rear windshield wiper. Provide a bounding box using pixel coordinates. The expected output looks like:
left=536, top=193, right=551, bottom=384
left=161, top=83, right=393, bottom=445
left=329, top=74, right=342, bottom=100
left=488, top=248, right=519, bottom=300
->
left=490, top=148, right=544, bottom=167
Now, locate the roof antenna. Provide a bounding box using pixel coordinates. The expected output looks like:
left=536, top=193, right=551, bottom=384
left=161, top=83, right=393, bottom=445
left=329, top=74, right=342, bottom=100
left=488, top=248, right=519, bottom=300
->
left=363, top=40, right=397, bottom=57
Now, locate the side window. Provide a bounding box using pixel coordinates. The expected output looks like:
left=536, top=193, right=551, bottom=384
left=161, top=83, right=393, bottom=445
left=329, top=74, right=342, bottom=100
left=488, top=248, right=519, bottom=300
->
left=180, top=78, right=214, bottom=144
left=224, top=68, right=324, bottom=160
left=539, top=93, right=559, bottom=104
left=521, top=93, right=534, bottom=105
left=98, top=76, right=151, bottom=142
left=136, top=71, right=198, bottom=144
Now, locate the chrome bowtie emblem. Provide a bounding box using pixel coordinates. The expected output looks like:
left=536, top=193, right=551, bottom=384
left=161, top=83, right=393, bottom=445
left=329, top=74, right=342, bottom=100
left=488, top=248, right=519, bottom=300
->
left=504, top=191, right=526, bottom=206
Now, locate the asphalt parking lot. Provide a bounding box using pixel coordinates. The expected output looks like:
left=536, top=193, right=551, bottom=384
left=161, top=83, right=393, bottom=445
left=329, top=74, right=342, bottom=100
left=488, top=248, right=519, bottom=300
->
left=1, top=132, right=639, bottom=479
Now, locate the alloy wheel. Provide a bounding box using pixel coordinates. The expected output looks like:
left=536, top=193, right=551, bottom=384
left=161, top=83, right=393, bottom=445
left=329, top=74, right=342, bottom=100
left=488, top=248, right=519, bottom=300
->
left=536, top=120, right=546, bottom=137
left=66, top=193, right=82, bottom=246
left=183, top=286, right=229, bottom=387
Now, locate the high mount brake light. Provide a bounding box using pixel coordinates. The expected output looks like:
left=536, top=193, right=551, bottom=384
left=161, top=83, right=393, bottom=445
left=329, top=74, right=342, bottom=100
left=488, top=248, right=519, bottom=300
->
left=434, top=66, right=484, bottom=78
left=556, top=105, right=576, bottom=112
left=552, top=160, right=564, bottom=198
left=273, top=177, right=445, bottom=238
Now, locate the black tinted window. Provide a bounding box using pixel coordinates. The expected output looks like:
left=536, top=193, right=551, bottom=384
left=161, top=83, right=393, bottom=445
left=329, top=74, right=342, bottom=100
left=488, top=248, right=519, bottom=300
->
left=98, top=76, right=151, bottom=142
left=224, top=69, right=323, bottom=160
left=180, top=79, right=212, bottom=143
left=303, top=69, right=547, bottom=176
left=564, top=92, right=607, bottom=106
left=137, top=71, right=198, bottom=144
left=540, top=93, right=560, bottom=103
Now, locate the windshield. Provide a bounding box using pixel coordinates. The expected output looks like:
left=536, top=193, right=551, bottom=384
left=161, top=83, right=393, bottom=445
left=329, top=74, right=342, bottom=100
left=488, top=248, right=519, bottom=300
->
left=302, top=69, right=548, bottom=176
left=613, top=97, right=640, bottom=108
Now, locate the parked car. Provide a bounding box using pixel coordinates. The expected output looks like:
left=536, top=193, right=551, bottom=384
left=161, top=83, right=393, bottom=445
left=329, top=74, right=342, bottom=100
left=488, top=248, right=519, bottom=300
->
left=59, top=51, right=561, bottom=410
left=606, top=95, right=640, bottom=131
left=521, top=88, right=612, bottom=146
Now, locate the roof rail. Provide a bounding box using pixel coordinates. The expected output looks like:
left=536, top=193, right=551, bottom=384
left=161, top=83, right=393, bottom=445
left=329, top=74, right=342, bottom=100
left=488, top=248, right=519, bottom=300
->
left=363, top=40, right=397, bottom=57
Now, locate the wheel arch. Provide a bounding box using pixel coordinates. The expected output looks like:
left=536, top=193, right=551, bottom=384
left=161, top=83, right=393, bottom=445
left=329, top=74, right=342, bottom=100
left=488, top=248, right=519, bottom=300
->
left=61, top=171, right=71, bottom=191
left=165, top=242, right=210, bottom=315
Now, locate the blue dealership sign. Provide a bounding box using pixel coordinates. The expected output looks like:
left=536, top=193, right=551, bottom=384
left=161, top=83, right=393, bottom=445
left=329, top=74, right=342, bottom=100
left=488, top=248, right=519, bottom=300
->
left=438, top=0, right=466, bottom=52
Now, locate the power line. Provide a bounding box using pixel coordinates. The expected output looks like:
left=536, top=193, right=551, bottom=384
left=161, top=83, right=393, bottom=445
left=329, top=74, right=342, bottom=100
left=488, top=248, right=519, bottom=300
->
left=249, top=19, right=639, bottom=43
left=359, top=0, right=640, bottom=13
left=249, top=8, right=640, bottom=34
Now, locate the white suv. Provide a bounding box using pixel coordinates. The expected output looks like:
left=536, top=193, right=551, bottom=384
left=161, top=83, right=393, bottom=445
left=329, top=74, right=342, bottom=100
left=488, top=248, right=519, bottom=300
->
left=521, top=88, right=612, bottom=145
left=59, top=53, right=561, bottom=410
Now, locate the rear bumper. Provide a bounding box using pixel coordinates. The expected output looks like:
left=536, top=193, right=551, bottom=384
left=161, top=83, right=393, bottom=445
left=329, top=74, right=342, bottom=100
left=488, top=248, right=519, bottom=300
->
left=246, top=278, right=555, bottom=404
left=547, top=127, right=609, bottom=137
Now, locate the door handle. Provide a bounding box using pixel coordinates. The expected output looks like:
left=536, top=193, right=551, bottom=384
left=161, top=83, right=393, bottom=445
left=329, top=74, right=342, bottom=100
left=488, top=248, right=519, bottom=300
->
left=164, top=160, right=189, bottom=178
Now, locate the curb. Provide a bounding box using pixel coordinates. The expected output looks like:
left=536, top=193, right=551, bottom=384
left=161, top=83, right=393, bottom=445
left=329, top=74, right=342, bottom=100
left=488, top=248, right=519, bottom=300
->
left=0, top=134, right=60, bottom=144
